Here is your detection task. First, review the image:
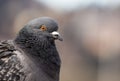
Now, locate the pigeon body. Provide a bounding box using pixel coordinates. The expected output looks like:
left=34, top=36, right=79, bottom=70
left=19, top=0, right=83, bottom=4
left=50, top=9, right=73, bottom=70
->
left=0, top=17, right=62, bottom=81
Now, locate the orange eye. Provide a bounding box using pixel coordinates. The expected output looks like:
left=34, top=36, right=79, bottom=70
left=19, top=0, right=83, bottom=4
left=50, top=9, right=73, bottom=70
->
left=40, top=25, right=47, bottom=31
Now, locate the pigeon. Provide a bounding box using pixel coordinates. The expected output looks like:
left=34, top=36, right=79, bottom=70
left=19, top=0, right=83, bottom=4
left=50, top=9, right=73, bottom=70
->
left=0, top=17, right=63, bottom=81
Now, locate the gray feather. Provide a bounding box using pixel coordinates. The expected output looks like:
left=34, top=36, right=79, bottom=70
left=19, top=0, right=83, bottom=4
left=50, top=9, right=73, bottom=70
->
left=0, top=17, right=61, bottom=81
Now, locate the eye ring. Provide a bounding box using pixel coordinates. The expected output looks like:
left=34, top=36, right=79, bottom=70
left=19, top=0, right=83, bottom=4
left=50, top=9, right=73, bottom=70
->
left=40, top=25, right=47, bottom=31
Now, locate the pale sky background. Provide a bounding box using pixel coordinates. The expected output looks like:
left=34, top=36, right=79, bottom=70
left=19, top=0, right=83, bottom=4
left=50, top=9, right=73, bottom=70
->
left=36, top=0, right=120, bottom=11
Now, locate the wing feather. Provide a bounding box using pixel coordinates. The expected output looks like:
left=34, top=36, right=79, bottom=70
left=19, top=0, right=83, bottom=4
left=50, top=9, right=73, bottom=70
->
left=0, top=40, right=26, bottom=81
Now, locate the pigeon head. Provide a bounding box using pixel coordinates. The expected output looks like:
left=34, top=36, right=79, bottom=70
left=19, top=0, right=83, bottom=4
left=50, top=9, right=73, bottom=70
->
left=26, top=17, right=63, bottom=41
left=28, top=17, right=59, bottom=33
left=15, top=17, right=63, bottom=48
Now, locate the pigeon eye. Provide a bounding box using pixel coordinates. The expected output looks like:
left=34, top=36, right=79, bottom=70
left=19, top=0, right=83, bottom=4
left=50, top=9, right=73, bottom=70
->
left=40, top=25, right=47, bottom=31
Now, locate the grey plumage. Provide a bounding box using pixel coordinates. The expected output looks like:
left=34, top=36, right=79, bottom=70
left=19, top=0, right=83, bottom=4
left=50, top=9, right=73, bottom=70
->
left=0, top=17, right=62, bottom=81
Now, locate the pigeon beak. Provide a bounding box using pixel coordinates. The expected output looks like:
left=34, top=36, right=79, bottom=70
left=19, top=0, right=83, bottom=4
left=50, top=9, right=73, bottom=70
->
left=51, top=31, right=63, bottom=41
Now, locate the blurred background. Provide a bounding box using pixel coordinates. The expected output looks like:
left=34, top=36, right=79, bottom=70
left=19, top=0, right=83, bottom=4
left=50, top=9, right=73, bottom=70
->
left=1, top=0, right=120, bottom=81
